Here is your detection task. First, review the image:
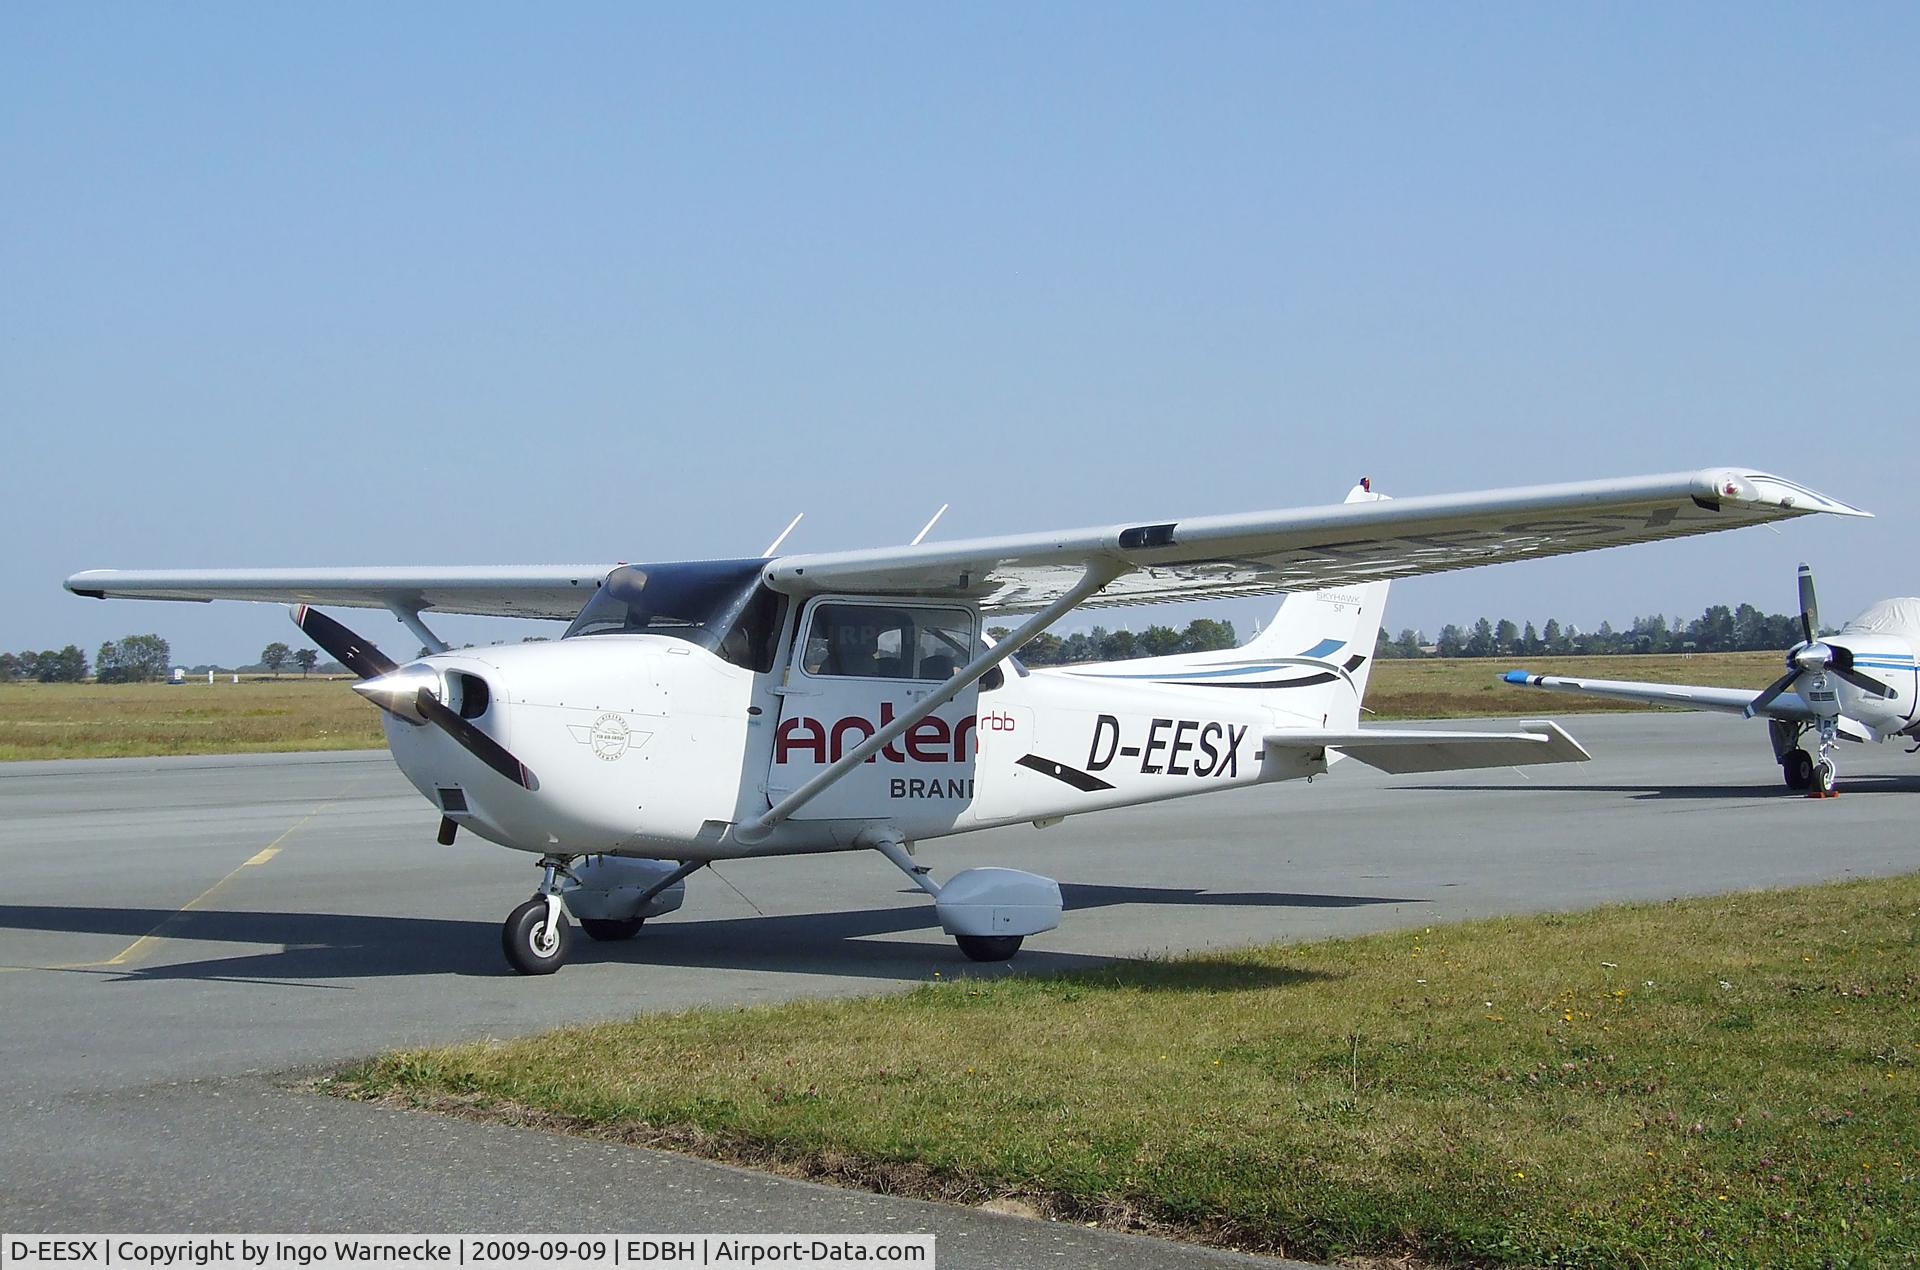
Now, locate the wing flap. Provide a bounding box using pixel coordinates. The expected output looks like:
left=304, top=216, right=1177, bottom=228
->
left=1266, top=720, right=1591, bottom=774
left=765, top=468, right=1865, bottom=613
left=64, top=566, right=617, bottom=621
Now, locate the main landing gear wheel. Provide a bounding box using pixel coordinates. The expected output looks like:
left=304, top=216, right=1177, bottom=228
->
left=578, top=916, right=645, bottom=942
left=503, top=897, right=571, bottom=975
left=1783, top=748, right=1814, bottom=791
left=955, top=934, right=1023, bottom=962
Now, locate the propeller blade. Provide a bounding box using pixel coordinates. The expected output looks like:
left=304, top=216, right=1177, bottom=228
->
left=1745, top=669, right=1801, bottom=718
left=414, top=687, right=535, bottom=789
left=292, top=605, right=398, bottom=681
left=1835, top=667, right=1894, bottom=699
left=1797, top=563, right=1819, bottom=644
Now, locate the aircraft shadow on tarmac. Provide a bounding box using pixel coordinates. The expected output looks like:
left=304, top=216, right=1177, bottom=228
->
left=0, top=884, right=1407, bottom=986
left=1407, top=774, right=1920, bottom=800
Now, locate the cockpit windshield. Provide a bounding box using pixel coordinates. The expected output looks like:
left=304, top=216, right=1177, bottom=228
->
left=564, top=560, right=766, bottom=650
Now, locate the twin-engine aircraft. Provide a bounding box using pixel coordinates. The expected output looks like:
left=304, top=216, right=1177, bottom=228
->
left=67, top=468, right=1862, bottom=973
left=1503, top=563, right=1914, bottom=795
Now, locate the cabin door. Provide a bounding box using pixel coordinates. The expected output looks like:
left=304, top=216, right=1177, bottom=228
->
left=768, top=598, right=981, bottom=822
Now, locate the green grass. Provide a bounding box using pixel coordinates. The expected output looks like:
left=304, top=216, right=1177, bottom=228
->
left=1, top=653, right=1776, bottom=761
left=337, top=875, right=1920, bottom=1268
left=1366, top=651, right=1781, bottom=720
left=0, top=679, right=384, bottom=760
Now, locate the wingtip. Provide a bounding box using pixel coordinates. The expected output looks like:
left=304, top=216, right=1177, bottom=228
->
left=1709, top=467, right=1871, bottom=518
left=1502, top=669, right=1533, bottom=684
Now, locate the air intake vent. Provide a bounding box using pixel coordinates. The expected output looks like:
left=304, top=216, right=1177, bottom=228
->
left=437, top=787, right=468, bottom=813
left=453, top=673, right=490, bottom=720
left=1119, top=522, right=1178, bottom=551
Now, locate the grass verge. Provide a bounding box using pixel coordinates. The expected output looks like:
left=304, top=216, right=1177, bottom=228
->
left=0, top=680, right=384, bottom=760
left=0, top=653, right=1777, bottom=760
left=1364, top=651, right=1780, bottom=720
left=335, top=875, right=1920, bottom=1268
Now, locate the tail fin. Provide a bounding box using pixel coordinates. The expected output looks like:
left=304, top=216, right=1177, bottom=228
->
left=1239, top=479, right=1390, bottom=726
left=1061, top=480, right=1392, bottom=728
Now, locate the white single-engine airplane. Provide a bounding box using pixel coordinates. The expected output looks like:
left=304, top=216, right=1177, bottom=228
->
left=1502, top=563, right=1915, bottom=796
left=68, top=468, right=1862, bottom=974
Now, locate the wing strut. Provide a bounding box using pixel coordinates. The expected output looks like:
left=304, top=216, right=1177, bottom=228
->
left=387, top=602, right=449, bottom=655
left=732, top=559, right=1123, bottom=845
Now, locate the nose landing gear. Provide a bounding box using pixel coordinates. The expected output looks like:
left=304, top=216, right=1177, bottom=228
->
left=502, top=855, right=576, bottom=975
left=1771, top=714, right=1842, bottom=797
left=501, top=853, right=706, bottom=974
left=1805, top=712, right=1842, bottom=799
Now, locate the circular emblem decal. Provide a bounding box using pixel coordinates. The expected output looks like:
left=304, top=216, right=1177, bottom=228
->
left=589, top=713, right=631, bottom=761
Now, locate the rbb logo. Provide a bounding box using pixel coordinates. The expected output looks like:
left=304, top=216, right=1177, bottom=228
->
left=981, top=710, right=1018, bottom=733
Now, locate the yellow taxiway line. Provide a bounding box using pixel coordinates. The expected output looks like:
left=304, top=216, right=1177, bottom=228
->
left=3, top=799, right=339, bottom=973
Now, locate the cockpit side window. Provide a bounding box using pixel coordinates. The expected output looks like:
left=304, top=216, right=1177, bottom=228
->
left=802, top=603, right=978, bottom=681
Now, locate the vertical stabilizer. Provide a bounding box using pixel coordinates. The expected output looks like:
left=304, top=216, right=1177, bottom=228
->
left=1057, top=480, right=1393, bottom=728
left=1238, top=480, right=1390, bottom=726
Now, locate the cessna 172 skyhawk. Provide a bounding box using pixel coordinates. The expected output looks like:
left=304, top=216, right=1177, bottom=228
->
left=67, top=468, right=1862, bottom=974
left=1503, top=563, right=1915, bottom=796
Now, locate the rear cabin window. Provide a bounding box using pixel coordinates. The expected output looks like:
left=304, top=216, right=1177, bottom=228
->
left=802, top=604, right=977, bottom=681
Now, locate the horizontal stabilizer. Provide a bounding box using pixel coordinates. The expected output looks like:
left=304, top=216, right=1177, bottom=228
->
left=1265, top=720, right=1590, bottom=774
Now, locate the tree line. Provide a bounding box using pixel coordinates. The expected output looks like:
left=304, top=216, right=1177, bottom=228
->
left=1, top=634, right=173, bottom=683
left=989, top=618, right=1240, bottom=666
left=1375, top=603, right=1814, bottom=660
left=1, top=601, right=1817, bottom=684
left=258, top=643, right=321, bottom=676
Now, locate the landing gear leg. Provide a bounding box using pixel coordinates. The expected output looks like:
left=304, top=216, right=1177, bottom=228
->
left=865, top=830, right=1056, bottom=964
left=1807, top=714, right=1841, bottom=799
left=503, top=854, right=576, bottom=975
left=870, top=834, right=1027, bottom=961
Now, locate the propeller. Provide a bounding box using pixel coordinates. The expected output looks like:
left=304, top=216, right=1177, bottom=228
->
left=1745, top=665, right=1802, bottom=719
left=1797, top=562, right=1818, bottom=645
left=1746, top=565, right=1891, bottom=718
left=291, top=604, right=536, bottom=789
left=292, top=604, right=398, bottom=680
left=414, top=687, right=535, bottom=789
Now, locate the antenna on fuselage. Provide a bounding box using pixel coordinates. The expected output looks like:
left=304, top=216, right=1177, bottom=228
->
left=762, top=512, right=805, bottom=556
left=911, top=504, right=949, bottom=546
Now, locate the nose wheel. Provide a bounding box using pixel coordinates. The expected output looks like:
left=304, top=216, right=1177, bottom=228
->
left=1805, top=712, right=1842, bottom=799
left=1809, top=756, right=1839, bottom=798
left=503, top=855, right=576, bottom=975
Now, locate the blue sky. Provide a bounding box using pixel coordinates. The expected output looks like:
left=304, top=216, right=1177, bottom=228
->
left=4, top=4, right=1915, bottom=664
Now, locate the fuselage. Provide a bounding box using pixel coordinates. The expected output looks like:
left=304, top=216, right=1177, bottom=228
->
left=382, top=633, right=1344, bottom=861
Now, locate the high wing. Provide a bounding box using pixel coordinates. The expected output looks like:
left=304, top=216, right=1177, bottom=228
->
left=764, top=468, right=1864, bottom=613
left=1267, top=720, right=1590, bottom=775
left=66, top=467, right=1862, bottom=620
left=1500, top=670, right=1819, bottom=720
left=65, top=566, right=618, bottom=621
